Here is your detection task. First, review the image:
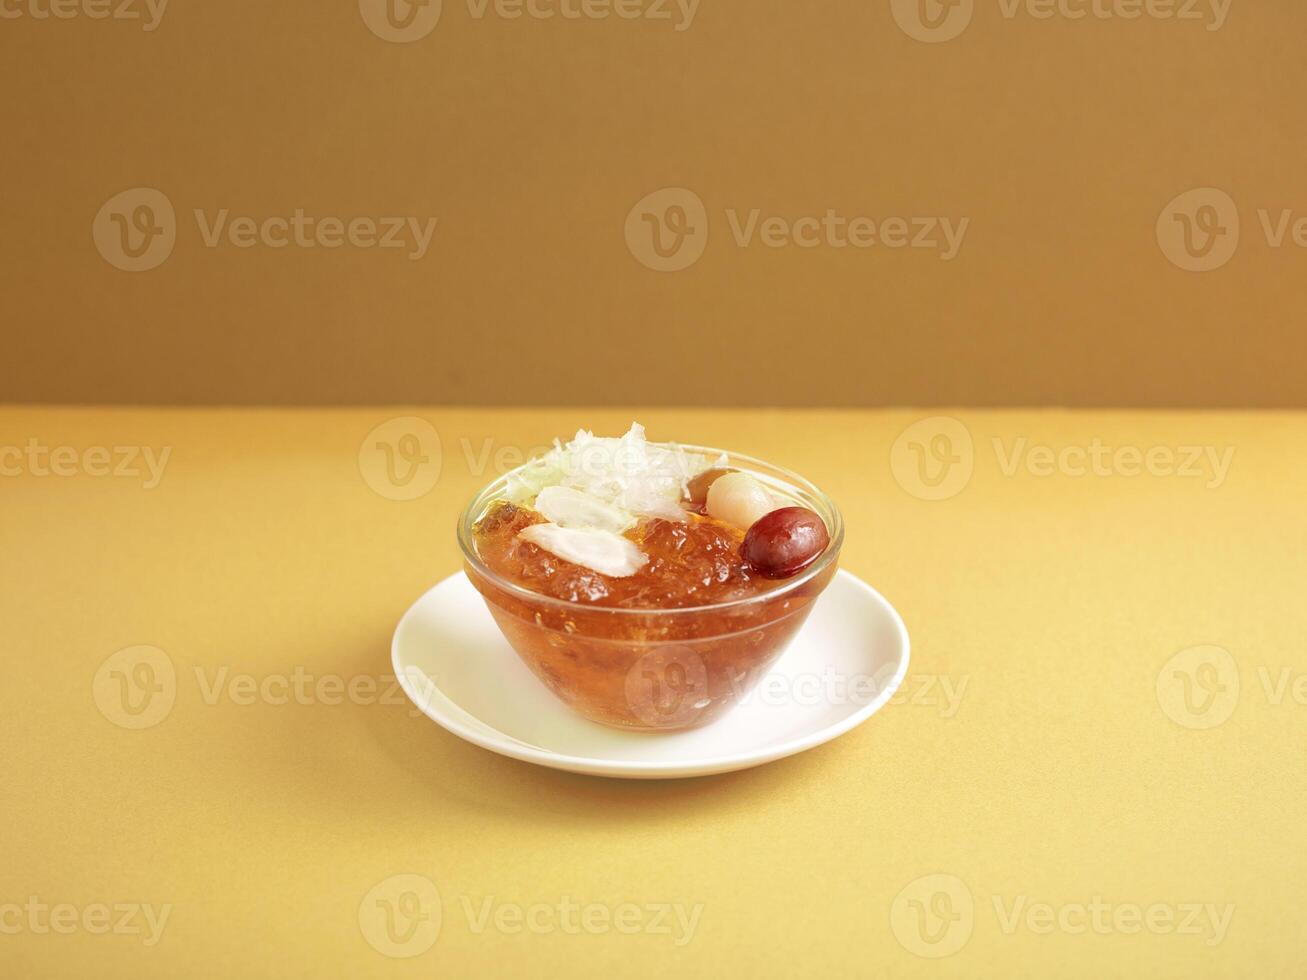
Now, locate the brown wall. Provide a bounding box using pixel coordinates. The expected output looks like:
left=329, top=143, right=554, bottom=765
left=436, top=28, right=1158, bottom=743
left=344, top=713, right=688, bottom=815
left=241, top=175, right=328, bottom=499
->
left=2, top=0, right=1303, bottom=406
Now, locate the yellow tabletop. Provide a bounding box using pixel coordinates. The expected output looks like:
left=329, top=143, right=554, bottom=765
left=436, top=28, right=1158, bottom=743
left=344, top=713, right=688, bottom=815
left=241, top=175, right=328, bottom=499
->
left=3, top=407, right=1302, bottom=978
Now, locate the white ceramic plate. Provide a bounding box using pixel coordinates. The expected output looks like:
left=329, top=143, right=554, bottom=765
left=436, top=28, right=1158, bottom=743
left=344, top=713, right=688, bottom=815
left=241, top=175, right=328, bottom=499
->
left=392, top=569, right=910, bottom=779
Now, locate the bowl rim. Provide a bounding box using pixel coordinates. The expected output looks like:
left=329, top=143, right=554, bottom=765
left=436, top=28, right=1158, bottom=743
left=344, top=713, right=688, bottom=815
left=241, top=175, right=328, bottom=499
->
left=456, top=442, right=845, bottom=617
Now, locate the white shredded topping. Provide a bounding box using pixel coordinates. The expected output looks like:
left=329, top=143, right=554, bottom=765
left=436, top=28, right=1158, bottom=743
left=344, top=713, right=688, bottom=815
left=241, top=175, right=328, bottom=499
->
left=507, top=422, right=720, bottom=522
left=507, top=423, right=721, bottom=576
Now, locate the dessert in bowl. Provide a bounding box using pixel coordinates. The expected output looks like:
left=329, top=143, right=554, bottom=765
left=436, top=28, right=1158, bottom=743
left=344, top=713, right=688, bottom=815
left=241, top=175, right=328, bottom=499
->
left=457, top=425, right=843, bottom=732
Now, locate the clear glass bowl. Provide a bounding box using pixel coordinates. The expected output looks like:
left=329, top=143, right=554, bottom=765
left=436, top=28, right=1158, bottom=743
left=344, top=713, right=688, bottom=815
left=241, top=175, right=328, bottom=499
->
left=457, top=447, right=844, bottom=732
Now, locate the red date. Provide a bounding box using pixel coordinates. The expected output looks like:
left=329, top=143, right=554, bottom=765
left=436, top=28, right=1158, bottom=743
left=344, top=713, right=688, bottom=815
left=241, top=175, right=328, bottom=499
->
left=740, top=507, right=830, bottom=579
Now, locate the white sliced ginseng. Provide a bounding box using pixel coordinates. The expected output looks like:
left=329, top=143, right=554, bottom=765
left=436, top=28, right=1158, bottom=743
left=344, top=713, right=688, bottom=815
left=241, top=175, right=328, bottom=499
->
left=534, top=485, right=635, bottom=533
left=518, top=524, right=648, bottom=578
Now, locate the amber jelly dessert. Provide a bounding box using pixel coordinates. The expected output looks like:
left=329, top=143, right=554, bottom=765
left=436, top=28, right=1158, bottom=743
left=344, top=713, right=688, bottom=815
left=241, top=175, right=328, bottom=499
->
left=458, top=424, right=843, bottom=732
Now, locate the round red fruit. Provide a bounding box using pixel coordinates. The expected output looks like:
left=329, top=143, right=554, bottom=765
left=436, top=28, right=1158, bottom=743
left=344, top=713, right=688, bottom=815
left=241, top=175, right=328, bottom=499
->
left=740, top=507, right=830, bottom=579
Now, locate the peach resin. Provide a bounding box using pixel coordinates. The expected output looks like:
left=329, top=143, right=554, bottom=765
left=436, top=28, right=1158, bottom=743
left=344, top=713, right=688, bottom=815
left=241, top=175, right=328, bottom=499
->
left=462, top=425, right=838, bottom=731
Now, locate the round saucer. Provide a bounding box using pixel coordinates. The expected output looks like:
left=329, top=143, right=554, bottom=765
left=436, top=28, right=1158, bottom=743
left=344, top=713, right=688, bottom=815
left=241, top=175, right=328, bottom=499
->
left=392, top=569, right=910, bottom=779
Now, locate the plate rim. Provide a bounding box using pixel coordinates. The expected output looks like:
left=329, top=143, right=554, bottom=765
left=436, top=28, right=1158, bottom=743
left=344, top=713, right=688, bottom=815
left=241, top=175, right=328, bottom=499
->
left=391, top=568, right=911, bottom=778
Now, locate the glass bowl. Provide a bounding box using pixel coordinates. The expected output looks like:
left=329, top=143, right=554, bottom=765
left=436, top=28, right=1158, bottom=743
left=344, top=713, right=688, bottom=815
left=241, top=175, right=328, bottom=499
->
left=457, top=447, right=844, bottom=732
